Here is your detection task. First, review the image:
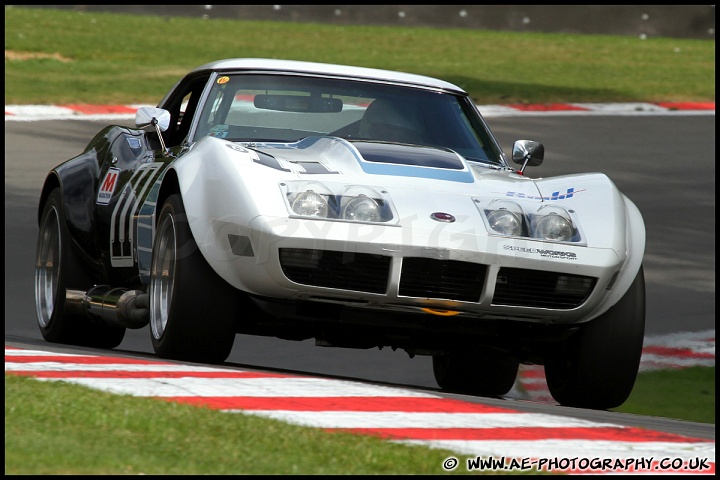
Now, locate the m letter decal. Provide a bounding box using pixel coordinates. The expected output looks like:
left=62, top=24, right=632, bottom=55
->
left=97, top=168, right=120, bottom=205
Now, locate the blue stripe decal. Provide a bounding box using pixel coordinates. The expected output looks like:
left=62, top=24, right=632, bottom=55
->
left=358, top=161, right=475, bottom=183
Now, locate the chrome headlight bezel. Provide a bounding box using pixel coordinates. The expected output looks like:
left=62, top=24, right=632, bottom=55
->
left=286, top=181, right=334, bottom=218
left=290, top=190, right=329, bottom=218
left=341, top=194, right=381, bottom=222
left=483, top=200, right=526, bottom=237
left=475, top=197, right=583, bottom=244
left=531, top=205, right=575, bottom=241
left=281, top=181, right=397, bottom=224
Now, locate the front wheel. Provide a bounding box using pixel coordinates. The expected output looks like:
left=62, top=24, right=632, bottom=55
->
left=149, top=194, right=239, bottom=363
left=544, top=266, right=646, bottom=409
left=433, top=349, right=519, bottom=397
left=35, top=188, right=125, bottom=348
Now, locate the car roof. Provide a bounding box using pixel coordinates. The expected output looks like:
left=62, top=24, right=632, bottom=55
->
left=191, top=58, right=466, bottom=94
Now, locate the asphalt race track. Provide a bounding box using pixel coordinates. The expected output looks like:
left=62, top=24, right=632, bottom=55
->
left=5, top=107, right=714, bottom=377
left=4, top=107, right=716, bottom=464
left=5, top=107, right=715, bottom=376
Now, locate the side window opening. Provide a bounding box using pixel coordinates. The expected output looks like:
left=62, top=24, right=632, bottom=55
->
left=159, top=73, right=211, bottom=148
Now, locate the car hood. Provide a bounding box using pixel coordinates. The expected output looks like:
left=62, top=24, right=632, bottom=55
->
left=247, top=136, right=542, bottom=197
left=178, top=135, right=629, bottom=259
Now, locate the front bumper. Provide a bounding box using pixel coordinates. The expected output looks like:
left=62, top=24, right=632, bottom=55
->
left=210, top=215, right=623, bottom=325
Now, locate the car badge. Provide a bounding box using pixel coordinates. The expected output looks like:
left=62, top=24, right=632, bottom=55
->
left=430, top=212, right=455, bottom=223
left=96, top=167, right=120, bottom=205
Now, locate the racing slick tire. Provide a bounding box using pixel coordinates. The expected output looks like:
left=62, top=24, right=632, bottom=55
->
left=150, top=193, right=239, bottom=363
left=433, top=349, right=519, bottom=397
left=544, top=265, right=646, bottom=410
left=35, top=188, right=126, bottom=348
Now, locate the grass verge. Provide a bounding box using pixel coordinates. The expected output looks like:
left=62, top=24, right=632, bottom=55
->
left=612, top=366, right=715, bottom=424
left=5, top=374, right=535, bottom=475
left=6, top=367, right=713, bottom=474
left=4, top=6, right=715, bottom=105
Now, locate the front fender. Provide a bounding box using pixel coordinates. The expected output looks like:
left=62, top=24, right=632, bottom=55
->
left=534, top=173, right=645, bottom=318
left=590, top=195, right=645, bottom=318
left=169, top=138, right=291, bottom=289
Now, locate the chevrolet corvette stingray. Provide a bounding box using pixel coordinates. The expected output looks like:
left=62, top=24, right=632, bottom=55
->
left=35, top=59, right=646, bottom=409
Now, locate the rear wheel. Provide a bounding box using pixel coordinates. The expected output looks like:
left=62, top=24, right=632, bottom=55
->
left=544, top=266, right=646, bottom=409
left=149, top=194, right=238, bottom=363
left=35, top=188, right=125, bottom=348
left=433, top=349, right=519, bottom=397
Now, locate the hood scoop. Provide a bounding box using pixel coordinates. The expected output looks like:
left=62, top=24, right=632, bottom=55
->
left=352, top=141, right=465, bottom=169
left=350, top=140, right=475, bottom=183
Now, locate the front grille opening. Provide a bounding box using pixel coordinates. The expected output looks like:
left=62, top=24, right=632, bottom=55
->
left=279, top=248, right=390, bottom=294
left=399, top=257, right=486, bottom=302
left=493, top=268, right=597, bottom=309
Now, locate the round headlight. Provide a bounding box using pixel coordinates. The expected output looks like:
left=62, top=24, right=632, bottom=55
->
left=534, top=206, right=574, bottom=241
left=487, top=210, right=522, bottom=236
left=291, top=191, right=329, bottom=217
left=341, top=195, right=380, bottom=222
left=485, top=200, right=524, bottom=236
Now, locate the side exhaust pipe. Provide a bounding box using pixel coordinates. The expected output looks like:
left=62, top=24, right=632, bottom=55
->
left=65, top=286, right=149, bottom=329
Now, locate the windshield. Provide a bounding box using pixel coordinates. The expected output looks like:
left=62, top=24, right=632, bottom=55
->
left=193, top=73, right=504, bottom=165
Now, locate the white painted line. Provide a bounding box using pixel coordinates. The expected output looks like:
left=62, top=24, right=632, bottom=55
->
left=30, top=376, right=439, bottom=398
left=5, top=362, right=244, bottom=372
left=4, top=348, right=96, bottom=357
left=644, top=329, right=715, bottom=349
left=4, top=105, right=77, bottom=116
left=639, top=357, right=716, bottom=371
left=4, top=114, right=139, bottom=122
left=572, top=102, right=669, bottom=112
left=240, top=410, right=621, bottom=429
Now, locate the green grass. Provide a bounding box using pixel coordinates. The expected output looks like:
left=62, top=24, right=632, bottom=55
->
left=4, top=6, right=715, bottom=106
left=5, top=367, right=715, bottom=475
left=613, top=367, right=715, bottom=424
left=4, top=374, right=532, bottom=475
left=5, top=368, right=714, bottom=474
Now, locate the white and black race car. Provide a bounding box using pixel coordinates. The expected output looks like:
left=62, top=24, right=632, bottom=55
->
left=35, top=58, right=646, bottom=409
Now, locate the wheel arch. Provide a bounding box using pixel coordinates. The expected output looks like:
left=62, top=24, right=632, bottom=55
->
left=155, top=168, right=181, bottom=226
left=136, top=167, right=181, bottom=284
left=37, top=172, right=61, bottom=225
left=166, top=142, right=270, bottom=292
left=586, top=194, right=646, bottom=321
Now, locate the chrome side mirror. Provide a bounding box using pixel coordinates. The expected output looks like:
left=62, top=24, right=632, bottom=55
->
left=135, top=107, right=171, bottom=154
left=511, top=140, right=544, bottom=175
